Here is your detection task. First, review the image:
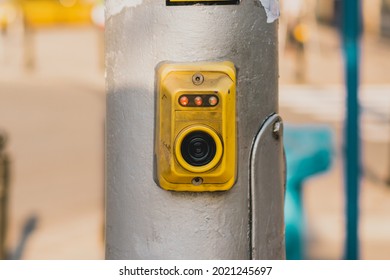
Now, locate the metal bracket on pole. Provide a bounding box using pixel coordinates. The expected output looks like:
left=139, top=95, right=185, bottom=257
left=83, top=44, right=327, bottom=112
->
left=250, top=114, right=285, bottom=260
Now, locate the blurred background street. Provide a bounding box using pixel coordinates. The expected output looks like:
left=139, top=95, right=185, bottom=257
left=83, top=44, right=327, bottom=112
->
left=0, top=0, right=105, bottom=259
left=0, top=0, right=389, bottom=259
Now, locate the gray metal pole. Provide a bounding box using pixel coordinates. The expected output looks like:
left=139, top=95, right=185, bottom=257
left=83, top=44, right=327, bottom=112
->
left=106, top=0, right=285, bottom=260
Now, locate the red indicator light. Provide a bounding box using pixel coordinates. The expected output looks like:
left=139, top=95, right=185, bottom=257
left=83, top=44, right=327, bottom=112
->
left=209, top=96, right=219, bottom=106
left=194, top=96, right=203, bottom=106
left=179, top=96, right=189, bottom=106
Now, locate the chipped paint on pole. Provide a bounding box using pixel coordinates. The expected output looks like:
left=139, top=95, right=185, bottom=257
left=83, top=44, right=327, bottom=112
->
left=259, top=0, right=280, bottom=23
left=106, top=0, right=144, bottom=19
left=105, top=0, right=285, bottom=259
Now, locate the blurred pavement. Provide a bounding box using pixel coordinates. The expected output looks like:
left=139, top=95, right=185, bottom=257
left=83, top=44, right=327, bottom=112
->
left=0, top=26, right=105, bottom=259
left=280, top=86, right=390, bottom=259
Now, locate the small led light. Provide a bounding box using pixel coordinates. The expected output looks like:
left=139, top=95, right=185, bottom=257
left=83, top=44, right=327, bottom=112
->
left=179, top=96, right=189, bottom=106
left=209, top=96, right=219, bottom=106
left=194, top=96, right=203, bottom=106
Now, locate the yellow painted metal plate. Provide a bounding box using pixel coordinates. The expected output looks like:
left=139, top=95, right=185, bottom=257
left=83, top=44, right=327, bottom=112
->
left=155, top=61, right=237, bottom=192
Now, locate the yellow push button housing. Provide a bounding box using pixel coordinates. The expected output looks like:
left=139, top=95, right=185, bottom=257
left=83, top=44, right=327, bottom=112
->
left=155, top=61, right=236, bottom=192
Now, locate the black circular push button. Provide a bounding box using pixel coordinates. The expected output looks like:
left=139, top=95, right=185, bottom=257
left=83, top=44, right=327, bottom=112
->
left=181, top=131, right=216, bottom=166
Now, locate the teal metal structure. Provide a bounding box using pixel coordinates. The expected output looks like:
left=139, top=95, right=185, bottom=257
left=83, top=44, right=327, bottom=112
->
left=284, top=125, right=333, bottom=260
left=342, top=0, right=361, bottom=260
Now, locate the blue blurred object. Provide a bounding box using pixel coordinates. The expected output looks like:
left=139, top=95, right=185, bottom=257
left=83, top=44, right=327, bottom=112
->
left=284, top=124, right=333, bottom=260
left=341, top=0, right=362, bottom=260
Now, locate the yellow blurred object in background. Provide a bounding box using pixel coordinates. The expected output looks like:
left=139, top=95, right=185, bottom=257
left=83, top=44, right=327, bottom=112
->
left=0, top=1, right=18, bottom=29
left=293, top=23, right=310, bottom=44
left=16, top=0, right=95, bottom=27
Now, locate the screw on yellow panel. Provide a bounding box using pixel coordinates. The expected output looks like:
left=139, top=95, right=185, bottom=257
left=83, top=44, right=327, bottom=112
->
left=155, top=61, right=236, bottom=192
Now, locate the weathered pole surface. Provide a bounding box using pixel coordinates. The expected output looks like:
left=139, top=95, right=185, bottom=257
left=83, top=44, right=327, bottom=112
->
left=106, top=0, right=284, bottom=259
